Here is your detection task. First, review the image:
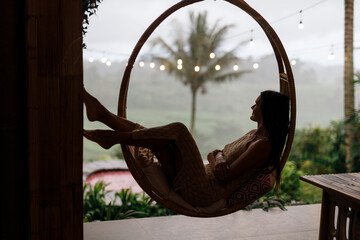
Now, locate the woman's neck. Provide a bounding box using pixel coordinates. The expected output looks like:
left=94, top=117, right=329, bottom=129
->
left=254, top=124, right=268, bottom=137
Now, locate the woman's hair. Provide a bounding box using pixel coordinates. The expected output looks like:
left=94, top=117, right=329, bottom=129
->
left=260, top=90, right=289, bottom=189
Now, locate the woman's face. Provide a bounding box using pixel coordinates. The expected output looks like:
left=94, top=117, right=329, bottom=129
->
left=250, top=95, right=263, bottom=123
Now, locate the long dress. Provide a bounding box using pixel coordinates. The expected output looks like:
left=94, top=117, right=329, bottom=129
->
left=131, top=122, right=265, bottom=207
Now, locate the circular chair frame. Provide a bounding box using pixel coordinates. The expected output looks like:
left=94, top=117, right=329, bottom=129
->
left=118, top=0, right=296, bottom=217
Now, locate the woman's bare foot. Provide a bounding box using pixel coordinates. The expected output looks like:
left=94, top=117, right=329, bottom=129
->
left=83, top=88, right=109, bottom=122
left=83, top=129, right=115, bottom=149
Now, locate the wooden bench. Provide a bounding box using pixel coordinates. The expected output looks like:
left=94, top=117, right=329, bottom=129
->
left=300, top=173, right=360, bottom=240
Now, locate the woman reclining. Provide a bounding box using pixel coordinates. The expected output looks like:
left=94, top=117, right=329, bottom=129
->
left=83, top=88, right=289, bottom=210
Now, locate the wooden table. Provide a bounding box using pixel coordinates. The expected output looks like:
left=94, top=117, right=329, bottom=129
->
left=300, top=173, right=360, bottom=240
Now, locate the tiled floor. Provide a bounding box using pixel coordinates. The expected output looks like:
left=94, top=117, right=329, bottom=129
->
left=84, top=204, right=321, bottom=240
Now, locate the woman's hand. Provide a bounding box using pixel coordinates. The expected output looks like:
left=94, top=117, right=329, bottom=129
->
left=207, top=152, right=215, bottom=164
left=214, top=161, right=229, bottom=181
left=207, top=149, right=222, bottom=170
left=211, top=149, right=222, bottom=156
left=213, top=151, right=229, bottom=181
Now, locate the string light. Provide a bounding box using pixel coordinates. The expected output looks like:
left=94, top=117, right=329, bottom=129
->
left=227, top=0, right=328, bottom=39
left=194, top=66, right=200, bottom=72
left=106, top=60, right=111, bottom=66
left=215, top=65, right=221, bottom=71
left=83, top=0, right=339, bottom=71
left=298, top=10, right=304, bottom=30
left=249, top=29, right=255, bottom=47
left=177, top=59, right=183, bottom=65
left=160, top=65, right=165, bottom=71
left=149, top=62, right=155, bottom=68
left=139, top=61, right=145, bottom=67
left=291, top=59, right=297, bottom=65
left=101, top=56, right=107, bottom=63
left=209, top=52, right=216, bottom=59
left=328, top=44, right=335, bottom=60
left=83, top=0, right=330, bottom=65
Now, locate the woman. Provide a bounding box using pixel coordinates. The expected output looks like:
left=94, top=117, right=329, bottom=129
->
left=84, top=88, right=289, bottom=208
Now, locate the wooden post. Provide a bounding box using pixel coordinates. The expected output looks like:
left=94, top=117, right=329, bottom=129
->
left=26, top=0, right=83, bottom=239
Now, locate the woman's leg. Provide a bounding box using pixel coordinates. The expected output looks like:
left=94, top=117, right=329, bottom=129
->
left=83, top=129, right=172, bottom=150
left=83, top=129, right=178, bottom=180
left=83, top=88, right=137, bottom=132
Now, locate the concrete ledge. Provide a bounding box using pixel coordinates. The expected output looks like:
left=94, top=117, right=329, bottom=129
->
left=84, top=204, right=321, bottom=240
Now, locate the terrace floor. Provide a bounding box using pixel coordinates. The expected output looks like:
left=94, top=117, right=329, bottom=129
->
left=84, top=204, right=321, bottom=240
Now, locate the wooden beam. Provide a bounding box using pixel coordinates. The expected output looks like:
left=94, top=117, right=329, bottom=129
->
left=26, top=0, right=83, bottom=239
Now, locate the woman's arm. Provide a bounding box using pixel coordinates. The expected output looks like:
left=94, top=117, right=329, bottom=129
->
left=215, top=139, right=271, bottom=183
left=207, top=149, right=222, bottom=171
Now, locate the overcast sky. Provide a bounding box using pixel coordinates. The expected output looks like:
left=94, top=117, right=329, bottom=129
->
left=83, top=0, right=360, bottom=69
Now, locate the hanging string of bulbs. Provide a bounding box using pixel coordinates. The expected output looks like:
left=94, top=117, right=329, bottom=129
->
left=84, top=39, right=351, bottom=72
left=135, top=53, right=242, bottom=72
left=84, top=0, right=344, bottom=70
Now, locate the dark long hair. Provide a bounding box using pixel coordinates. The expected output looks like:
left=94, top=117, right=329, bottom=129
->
left=260, top=90, right=289, bottom=189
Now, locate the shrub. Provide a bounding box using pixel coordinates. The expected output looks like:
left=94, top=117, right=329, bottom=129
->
left=83, top=182, right=175, bottom=222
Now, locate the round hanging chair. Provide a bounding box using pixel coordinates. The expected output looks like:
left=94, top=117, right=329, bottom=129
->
left=118, top=0, right=296, bottom=217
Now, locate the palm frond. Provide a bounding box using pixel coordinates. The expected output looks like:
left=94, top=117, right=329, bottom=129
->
left=152, top=37, right=178, bottom=57
left=210, top=25, right=234, bottom=50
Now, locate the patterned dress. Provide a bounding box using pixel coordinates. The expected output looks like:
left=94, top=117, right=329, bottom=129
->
left=131, top=123, right=267, bottom=207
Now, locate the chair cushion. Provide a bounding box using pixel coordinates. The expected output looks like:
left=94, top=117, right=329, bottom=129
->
left=227, top=167, right=276, bottom=208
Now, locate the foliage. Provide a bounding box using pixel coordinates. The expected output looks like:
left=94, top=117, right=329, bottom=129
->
left=244, top=196, right=287, bottom=212
left=83, top=181, right=112, bottom=222
left=346, top=112, right=360, bottom=171
left=298, top=181, right=322, bottom=204
left=289, top=122, right=346, bottom=175
left=265, top=161, right=303, bottom=203
left=82, top=0, right=103, bottom=37
left=348, top=71, right=360, bottom=171
left=83, top=182, right=175, bottom=222
left=152, top=11, right=247, bottom=133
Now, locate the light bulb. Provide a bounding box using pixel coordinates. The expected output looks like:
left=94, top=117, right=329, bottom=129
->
left=298, top=21, right=304, bottom=30
left=139, top=61, right=145, bottom=67
left=149, top=62, right=155, bottom=68
left=177, top=64, right=183, bottom=70
left=253, top=63, right=259, bottom=69
left=249, top=39, right=255, bottom=47
left=233, top=65, right=239, bottom=71
left=88, top=57, right=94, bottom=62
left=160, top=65, right=165, bottom=71
left=291, top=59, right=297, bottom=65
left=209, top=52, right=216, bottom=59
left=101, top=57, right=107, bottom=63
left=194, top=66, right=200, bottom=72
left=106, top=61, right=111, bottom=66
left=177, top=59, right=183, bottom=65
left=215, top=65, right=221, bottom=71
left=328, top=44, right=335, bottom=60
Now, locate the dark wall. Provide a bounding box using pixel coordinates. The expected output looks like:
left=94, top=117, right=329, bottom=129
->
left=0, top=1, right=29, bottom=240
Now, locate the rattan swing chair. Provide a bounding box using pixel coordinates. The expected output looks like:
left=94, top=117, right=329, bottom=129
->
left=117, top=0, right=296, bottom=217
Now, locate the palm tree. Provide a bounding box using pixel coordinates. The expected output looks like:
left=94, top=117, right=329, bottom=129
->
left=344, top=0, right=355, bottom=172
left=152, top=11, right=246, bottom=134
